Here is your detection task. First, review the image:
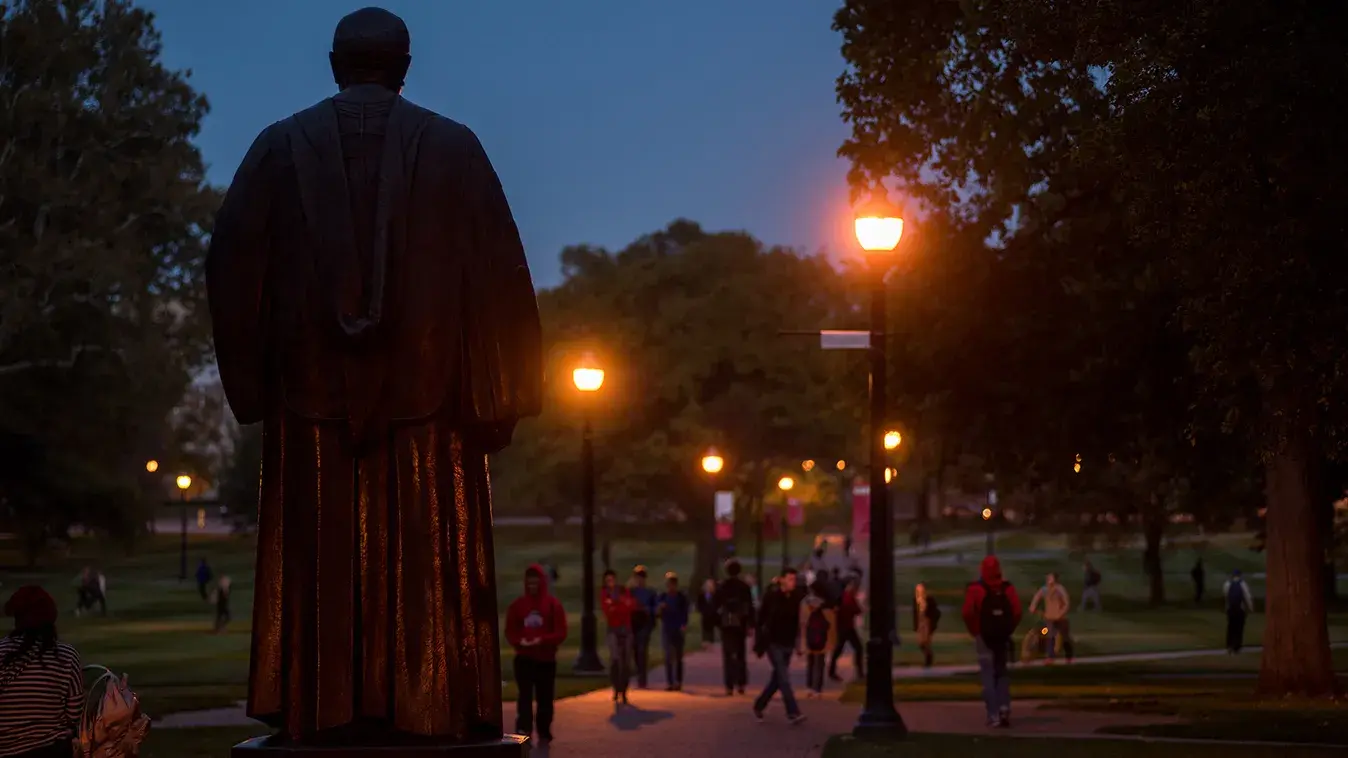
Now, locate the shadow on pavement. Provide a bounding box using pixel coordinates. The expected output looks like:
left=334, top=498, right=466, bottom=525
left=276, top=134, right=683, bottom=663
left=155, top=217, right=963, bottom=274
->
left=608, top=704, right=675, bottom=731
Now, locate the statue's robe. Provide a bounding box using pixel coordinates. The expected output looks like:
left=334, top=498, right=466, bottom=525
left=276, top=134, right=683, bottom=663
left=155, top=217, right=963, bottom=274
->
left=206, top=84, right=542, bottom=744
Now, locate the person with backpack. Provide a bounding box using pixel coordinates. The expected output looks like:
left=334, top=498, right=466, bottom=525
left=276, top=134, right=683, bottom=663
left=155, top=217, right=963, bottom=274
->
left=752, top=568, right=807, bottom=724
left=962, top=555, right=1022, bottom=728
left=601, top=569, right=636, bottom=706
left=504, top=564, right=569, bottom=743
left=628, top=565, right=658, bottom=689
left=913, top=582, right=941, bottom=668
left=828, top=577, right=864, bottom=681
left=712, top=559, right=754, bottom=695
left=657, top=572, right=690, bottom=690
left=800, top=578, right=832, bottom=696
left=1080, top=560, right=1103, bottom=611
left=1223, top=569, right=1255, bottom=653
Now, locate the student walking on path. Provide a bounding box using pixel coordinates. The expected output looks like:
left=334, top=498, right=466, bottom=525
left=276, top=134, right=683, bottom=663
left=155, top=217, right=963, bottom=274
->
left=1080, top=560, right=1103, bottom=611
left=1223, top=569, right=1255, bottom=653
left=962, top=555, right=1022, bottom=728
left=800, top=579, right=831, bottom=697
left=504, top=564, right=568, bottom=744
left=1028, top=573, right=1072, bottom=663
left=695, top=579, right=718, bottom=646
left=628, top=566, right=658, bottom=689
left=657, top=572, right=690, bottom=690
left=601, top=570, right=636, bottom=705
left=913, top=583, right=941, bottom=668
left=752, top=568, right=807, bottom=724
left=713, top=559, right=754, bottom=695
left=828, top=577, right=864, bottom=681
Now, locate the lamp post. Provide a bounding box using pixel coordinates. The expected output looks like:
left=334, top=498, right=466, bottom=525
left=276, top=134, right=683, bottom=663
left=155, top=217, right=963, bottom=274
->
left=572, top=354, right=606, bottom=675
left=778, top=476, right=794, bottom=571
left=702, top=450, right=725, bottom=578
left=175, top=474, right=192, bottom=581
left=853, top=212, right=908, bottom=738
left=985, top=473, right=998, bottom=557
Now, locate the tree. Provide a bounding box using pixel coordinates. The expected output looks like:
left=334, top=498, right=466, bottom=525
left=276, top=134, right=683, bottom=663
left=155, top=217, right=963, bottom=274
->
left=0, top=0, right=216, bottom=555
left=833, top=0, right=1346, bottom=695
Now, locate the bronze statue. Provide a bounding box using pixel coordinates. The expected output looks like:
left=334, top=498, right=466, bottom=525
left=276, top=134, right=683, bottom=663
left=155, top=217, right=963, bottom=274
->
left=206, top=7, right=542, bottom=749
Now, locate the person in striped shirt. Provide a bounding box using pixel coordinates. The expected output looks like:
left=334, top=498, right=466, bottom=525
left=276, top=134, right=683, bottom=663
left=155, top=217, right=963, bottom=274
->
left=0, top=586, right=83, bottom=758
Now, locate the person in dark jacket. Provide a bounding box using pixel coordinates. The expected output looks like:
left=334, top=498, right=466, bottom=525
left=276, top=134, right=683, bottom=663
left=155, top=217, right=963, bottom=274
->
left=657, top=572, right=690, bottom=690
left=912, top=582, right=941, bottom=668
left=695, top=579, right=718, bottom=646
left=196, top=558, right=213, bottom=601
left=1191, top=558, right=1206, bottom=605
left=829, top=577, right=864, bottom=680
left=628, top=565, right=658, bottom=688
left=504, top=564, right=568, bottom=743
left=751, top=568, right=806, bottom=724
left=712, top=559, right=754, bottom=695
left=213, top=576, right=232, bottom=633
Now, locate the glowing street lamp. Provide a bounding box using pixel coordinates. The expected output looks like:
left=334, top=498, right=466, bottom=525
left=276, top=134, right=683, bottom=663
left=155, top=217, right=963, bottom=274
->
left=802, top=459, right=815, bottom=472
left=145, top=459, right=159, bottom=473
left=982, top=508, right=993, bottom=521
left=175, top=474, right=192, bottom=581
left=836, top=460, right=846, bottom=471
left=884, top=468, right=897, bottom=484
left=574, top=353, right=605, bottom=675
left=854, top=208, right=908, bottom=739
left=778, top=476, right=795, bottom=492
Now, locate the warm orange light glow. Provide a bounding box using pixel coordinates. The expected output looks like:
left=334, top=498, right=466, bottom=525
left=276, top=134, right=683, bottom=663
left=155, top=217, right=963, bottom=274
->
left=802, top=459, right=815, bottom=472
left=702, top=450, right=725, bottom=475
left=1073, top=463, right=1081, bottom=473
left=176, top=474, right=192, bottom=491
left=884, top=468, right=896, bottom=484
left=145, top=459, right=159, bottom=473
left=883, top=430, right=902, bottom=450
left=572, top=353, right=604, bottom=392
left=855, top=215, right=904, bottom=252
left=981, top=508, right=993, bottom=520
left=778, top=476, right=795, bottom=492
left=836, top=460, right=846, bottom=471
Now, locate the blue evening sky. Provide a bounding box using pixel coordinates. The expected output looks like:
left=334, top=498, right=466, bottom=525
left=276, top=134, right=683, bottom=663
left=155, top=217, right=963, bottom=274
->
left=140, top=1, right=859, bottom=288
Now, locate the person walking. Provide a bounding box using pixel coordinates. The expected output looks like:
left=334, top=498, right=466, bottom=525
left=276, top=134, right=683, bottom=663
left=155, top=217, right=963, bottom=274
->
left=657, top=572, right=690, bottom=690
left=196, top=558, right=214, bottom=601
left=1223, top=569, right=1255, bottom=653
left=1191, top=558, right=1206, bottom=605
left=800, top=578, right=831, bottom=697
left=713, top=559, right=754, bottom=696
left=213, top=576, right=233, bottom=633
left=1028, top=572, right=1072, bottom=663
left=695, top=579, right=717, bottom=647
left=628, top=566, right=658, bottom=689
left=752, top=568, right=807, bottom=724
left=962, top=555, right=1022, bottom=728
left=913, top=582, right=942, bottom=668
left=600, top=570, right=635, bottom=705
left=0, top=586, right=84, bottom=758
left=504, top=564, right=568, bottom=744
left=828, top=577, right=864, bottom=681
left=1080, top=560, right=1103, bottom=611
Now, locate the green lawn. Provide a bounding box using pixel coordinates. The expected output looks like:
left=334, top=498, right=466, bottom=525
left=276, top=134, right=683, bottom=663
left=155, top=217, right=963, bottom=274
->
left=823, top=734, right=1344, bottom=758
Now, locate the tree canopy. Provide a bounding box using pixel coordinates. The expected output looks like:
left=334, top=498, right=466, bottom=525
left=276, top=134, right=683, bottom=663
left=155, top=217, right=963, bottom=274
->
left=0, top=0, right=217, bottom=557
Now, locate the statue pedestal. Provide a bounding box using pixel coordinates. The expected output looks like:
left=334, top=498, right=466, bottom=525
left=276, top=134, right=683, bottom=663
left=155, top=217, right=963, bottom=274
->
left=232, top=734, right=529, bottom=758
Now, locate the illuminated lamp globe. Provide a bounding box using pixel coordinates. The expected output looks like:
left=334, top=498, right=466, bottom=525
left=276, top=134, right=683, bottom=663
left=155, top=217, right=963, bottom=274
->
left=145, top=459, right=159, bottom=473
left=778, top=476, right=795, bottom=492
left=572, top=354, right=604, bottom=392
left=176, top=474, right=192, bottom=491
left=854, top=215, right=905, bottom=253
left=883, top=430, right=902, bottom=450
left=701, top=450, right=725, bottom=475
left=981, top=507, right=993, bottom=520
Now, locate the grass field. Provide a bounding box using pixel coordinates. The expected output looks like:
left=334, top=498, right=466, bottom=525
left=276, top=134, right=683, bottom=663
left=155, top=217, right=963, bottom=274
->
left=2, top=527, right=1345, bottom=722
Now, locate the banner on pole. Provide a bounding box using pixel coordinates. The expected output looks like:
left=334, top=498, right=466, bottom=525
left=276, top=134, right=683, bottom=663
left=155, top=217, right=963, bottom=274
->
left=714, top=490, right=735, bottom=541
left=786, top=497, right=804, bottom=527
left=764, top=508, right=782, bottom=540
left=851, top=480, right=871, bottom=545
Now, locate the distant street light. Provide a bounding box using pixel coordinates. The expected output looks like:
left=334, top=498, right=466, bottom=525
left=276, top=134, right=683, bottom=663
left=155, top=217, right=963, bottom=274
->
left=1074, top=453, right=1082, bottom=474
left=836, top=460, right=846, bottom=471
left=145, top=459, right=159, bottom=473
left=802, top=459, right=815, bottom=472
left=853, top=209, right=908, bottom=739
left=982, top=508, right=993, bottom=520
left=778, top=476, right=795, bottom=492
left=883, top=430, right=902, bottom=451
left=778, top=476, right=795, bottom=571
left=884, top=467, right=896, bottom=484
left=573, top=353, right=606, bottom=676
left=175, top=474, right=192, bottom=581
left=702, top=450, right=725, bottom=475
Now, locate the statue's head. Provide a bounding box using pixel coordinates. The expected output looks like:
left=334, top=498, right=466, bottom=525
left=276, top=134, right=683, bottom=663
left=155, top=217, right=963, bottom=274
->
left=330, top=7, right=411, bottom=92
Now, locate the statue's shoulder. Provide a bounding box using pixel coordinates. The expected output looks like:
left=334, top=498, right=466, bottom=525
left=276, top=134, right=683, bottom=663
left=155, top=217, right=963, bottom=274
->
left=399, top=99, right=484, bottom=155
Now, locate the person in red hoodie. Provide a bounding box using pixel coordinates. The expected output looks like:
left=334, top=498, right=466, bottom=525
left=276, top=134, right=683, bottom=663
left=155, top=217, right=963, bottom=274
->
left=600, top=569, right=635, bottom=705
left=504, top=564, right=568, bottom=744
left=961, top=555, right=1022, bottom=728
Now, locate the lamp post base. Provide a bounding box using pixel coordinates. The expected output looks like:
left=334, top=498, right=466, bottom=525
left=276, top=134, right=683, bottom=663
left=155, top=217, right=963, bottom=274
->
left=572, top=649, right=607, bottom=676
left=853, top=638, right=907, bottom=740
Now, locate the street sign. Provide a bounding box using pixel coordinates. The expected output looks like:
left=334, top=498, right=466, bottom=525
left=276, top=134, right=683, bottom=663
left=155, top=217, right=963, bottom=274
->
left=714, top=490, right=735, bottom=541
left=820, top=330, right=871, bottom=350
left=851, top=481, right=871, bottom=543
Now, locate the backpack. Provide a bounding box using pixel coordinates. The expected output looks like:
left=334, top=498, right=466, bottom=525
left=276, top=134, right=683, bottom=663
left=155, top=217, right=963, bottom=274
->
left=1226, top=579, right=1246, bottom=612
left=720, top=594, right=749, bottom=628
left=1087, top=569, right=1102, bottom=587
left=805, top=606, right=830, bottom=651
left=978, top=580, right=1016, bottom=646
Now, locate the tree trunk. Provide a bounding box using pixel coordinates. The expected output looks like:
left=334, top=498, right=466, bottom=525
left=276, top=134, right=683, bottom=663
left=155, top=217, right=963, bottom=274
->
left=1258, top=428, right=1338, bottom=697
left=1142, top=504, right=1166, bottom=607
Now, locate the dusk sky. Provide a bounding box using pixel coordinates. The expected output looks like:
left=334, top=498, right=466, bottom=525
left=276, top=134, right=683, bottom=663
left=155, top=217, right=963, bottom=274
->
left=139, top=1, right=860, bottom=288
